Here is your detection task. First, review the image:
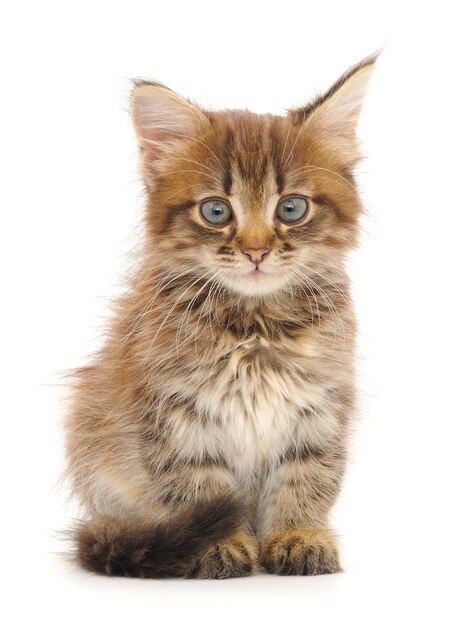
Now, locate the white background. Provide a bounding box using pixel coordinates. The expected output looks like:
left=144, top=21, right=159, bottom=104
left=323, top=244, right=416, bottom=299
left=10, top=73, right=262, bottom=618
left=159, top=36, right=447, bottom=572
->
left=1, top=1, right=449, bottom=624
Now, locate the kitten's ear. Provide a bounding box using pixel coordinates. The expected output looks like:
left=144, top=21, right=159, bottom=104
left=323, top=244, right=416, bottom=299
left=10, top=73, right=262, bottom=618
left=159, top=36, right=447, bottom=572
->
left=131, top=80, right=209, bottom=159
left=290, top=53, right=378, bottom=161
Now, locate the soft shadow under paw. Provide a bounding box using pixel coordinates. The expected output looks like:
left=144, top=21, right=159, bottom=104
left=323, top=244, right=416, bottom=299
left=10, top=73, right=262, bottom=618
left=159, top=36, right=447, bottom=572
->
left=190, top=531, right=259, bottom=579
left=261, top=528, right=341, bottom=576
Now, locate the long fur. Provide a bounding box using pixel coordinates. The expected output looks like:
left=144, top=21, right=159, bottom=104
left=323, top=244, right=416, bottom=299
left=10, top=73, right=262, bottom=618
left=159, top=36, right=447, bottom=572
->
left=63, top=54, right=377, bottom=578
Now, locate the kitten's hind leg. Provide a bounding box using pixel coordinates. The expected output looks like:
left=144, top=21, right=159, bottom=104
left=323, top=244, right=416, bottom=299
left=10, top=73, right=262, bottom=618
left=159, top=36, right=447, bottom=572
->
left=75, top=495, right=247, bottom=578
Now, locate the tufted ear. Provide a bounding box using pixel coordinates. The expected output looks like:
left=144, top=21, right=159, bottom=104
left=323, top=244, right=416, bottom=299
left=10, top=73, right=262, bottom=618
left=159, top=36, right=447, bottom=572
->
left=289, top=53, right=379, bottom=161
left=131, top=80, right=209, bottom=160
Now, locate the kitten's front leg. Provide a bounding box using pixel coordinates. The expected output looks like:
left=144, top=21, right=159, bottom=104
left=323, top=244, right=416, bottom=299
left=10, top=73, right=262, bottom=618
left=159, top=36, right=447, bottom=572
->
left=149, top=445, right=259, bottom=579
left=259, top=441, right=346, bottom=576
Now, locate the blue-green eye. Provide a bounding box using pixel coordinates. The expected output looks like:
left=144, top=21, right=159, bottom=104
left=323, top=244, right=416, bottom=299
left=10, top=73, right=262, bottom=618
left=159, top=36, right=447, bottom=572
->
left=200, top=199, right=232, bottom=225
left=276, top=196, right=309, bottom=223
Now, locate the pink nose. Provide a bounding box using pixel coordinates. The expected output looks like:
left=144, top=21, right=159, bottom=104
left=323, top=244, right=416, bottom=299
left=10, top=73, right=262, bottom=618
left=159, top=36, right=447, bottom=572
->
left=244, top=248, right=269, bottom=266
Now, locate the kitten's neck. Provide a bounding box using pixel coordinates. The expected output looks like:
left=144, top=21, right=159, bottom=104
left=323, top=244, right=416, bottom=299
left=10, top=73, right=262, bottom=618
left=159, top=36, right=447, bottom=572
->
left=143, top=269, right=350, bottom=343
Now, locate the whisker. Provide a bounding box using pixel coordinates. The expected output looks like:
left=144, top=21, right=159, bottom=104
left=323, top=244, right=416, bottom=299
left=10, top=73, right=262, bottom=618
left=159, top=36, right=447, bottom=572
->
left=287, top=267, right=347, bottom=347
left=299, top=261, right=351, bottom=307
left=174, top=270, right=222, bottom=356
left=145, top=274, right=208, bottom=356
left=287, top=165, right=357, bottom=192
left=169, top=156, right=220, bottom=179
left=279, top=120, right=293, bottom=171
left=282, top=125, right=305, bottom=170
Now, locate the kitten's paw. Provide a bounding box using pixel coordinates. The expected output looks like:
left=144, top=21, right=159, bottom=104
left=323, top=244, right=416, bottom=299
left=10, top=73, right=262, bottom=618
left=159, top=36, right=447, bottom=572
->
left=190, top=531, right=259, bottom=579
left=261, top=528, right=341, bottom=576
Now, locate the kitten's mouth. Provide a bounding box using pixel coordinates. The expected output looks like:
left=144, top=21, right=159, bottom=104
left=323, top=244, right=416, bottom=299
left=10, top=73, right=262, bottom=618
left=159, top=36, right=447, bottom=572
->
left=245, top=267, right=269, bottom=280
left=225, top=265, right=282, bottom=296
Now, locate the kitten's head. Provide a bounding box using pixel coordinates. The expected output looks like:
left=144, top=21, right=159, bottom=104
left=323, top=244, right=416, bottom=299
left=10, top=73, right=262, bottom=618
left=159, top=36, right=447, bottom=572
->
left=131, top=55, right=377, bottom=298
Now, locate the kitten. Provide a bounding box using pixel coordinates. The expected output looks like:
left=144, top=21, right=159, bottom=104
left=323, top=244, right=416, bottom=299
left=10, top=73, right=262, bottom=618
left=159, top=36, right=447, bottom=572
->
left=64, top=54, right=377, bottom=578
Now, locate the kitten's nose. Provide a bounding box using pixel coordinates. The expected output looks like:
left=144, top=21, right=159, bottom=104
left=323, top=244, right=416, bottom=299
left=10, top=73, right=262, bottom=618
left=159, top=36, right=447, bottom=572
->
left=244, top=248, right=269, bottom=266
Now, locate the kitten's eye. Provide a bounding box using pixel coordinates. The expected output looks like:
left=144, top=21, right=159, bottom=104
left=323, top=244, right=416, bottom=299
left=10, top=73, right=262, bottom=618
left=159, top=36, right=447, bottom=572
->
left=200, top=199, right=232, bottom=226
left=276, top=196, right=309, bottom=224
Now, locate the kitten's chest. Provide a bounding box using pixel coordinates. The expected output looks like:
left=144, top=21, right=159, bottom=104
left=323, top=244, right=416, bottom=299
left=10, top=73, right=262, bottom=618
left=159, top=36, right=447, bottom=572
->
left=193, top=336, right=327, bottom=477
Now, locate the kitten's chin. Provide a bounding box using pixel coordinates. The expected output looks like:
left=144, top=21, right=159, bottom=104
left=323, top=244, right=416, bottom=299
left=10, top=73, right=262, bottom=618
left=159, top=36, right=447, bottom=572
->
left=222, top=268, right=287, bottom=297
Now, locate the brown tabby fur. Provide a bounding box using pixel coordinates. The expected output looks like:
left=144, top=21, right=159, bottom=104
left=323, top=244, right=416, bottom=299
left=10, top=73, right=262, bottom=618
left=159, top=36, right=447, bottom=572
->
left=64, top=54, right=377, bottom=578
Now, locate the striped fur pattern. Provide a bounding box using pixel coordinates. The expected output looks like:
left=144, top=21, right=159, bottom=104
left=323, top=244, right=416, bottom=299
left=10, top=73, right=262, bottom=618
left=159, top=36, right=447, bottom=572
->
left=64, top=54, right=377, bottom=578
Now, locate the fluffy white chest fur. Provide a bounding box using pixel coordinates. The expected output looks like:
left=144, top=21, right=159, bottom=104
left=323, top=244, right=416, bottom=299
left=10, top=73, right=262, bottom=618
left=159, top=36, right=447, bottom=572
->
left=168, top=335, right=341, bottom=483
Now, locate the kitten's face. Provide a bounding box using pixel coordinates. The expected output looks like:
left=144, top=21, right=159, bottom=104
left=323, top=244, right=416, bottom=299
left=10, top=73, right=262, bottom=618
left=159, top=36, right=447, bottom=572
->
left=132, top=57, right=375, bottom=299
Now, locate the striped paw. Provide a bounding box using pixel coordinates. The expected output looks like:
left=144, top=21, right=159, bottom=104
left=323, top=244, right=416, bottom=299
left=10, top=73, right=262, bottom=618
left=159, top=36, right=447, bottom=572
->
left=261, top=528, right=341, bottom=576
left=189, top=531, right=259, bottom=579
